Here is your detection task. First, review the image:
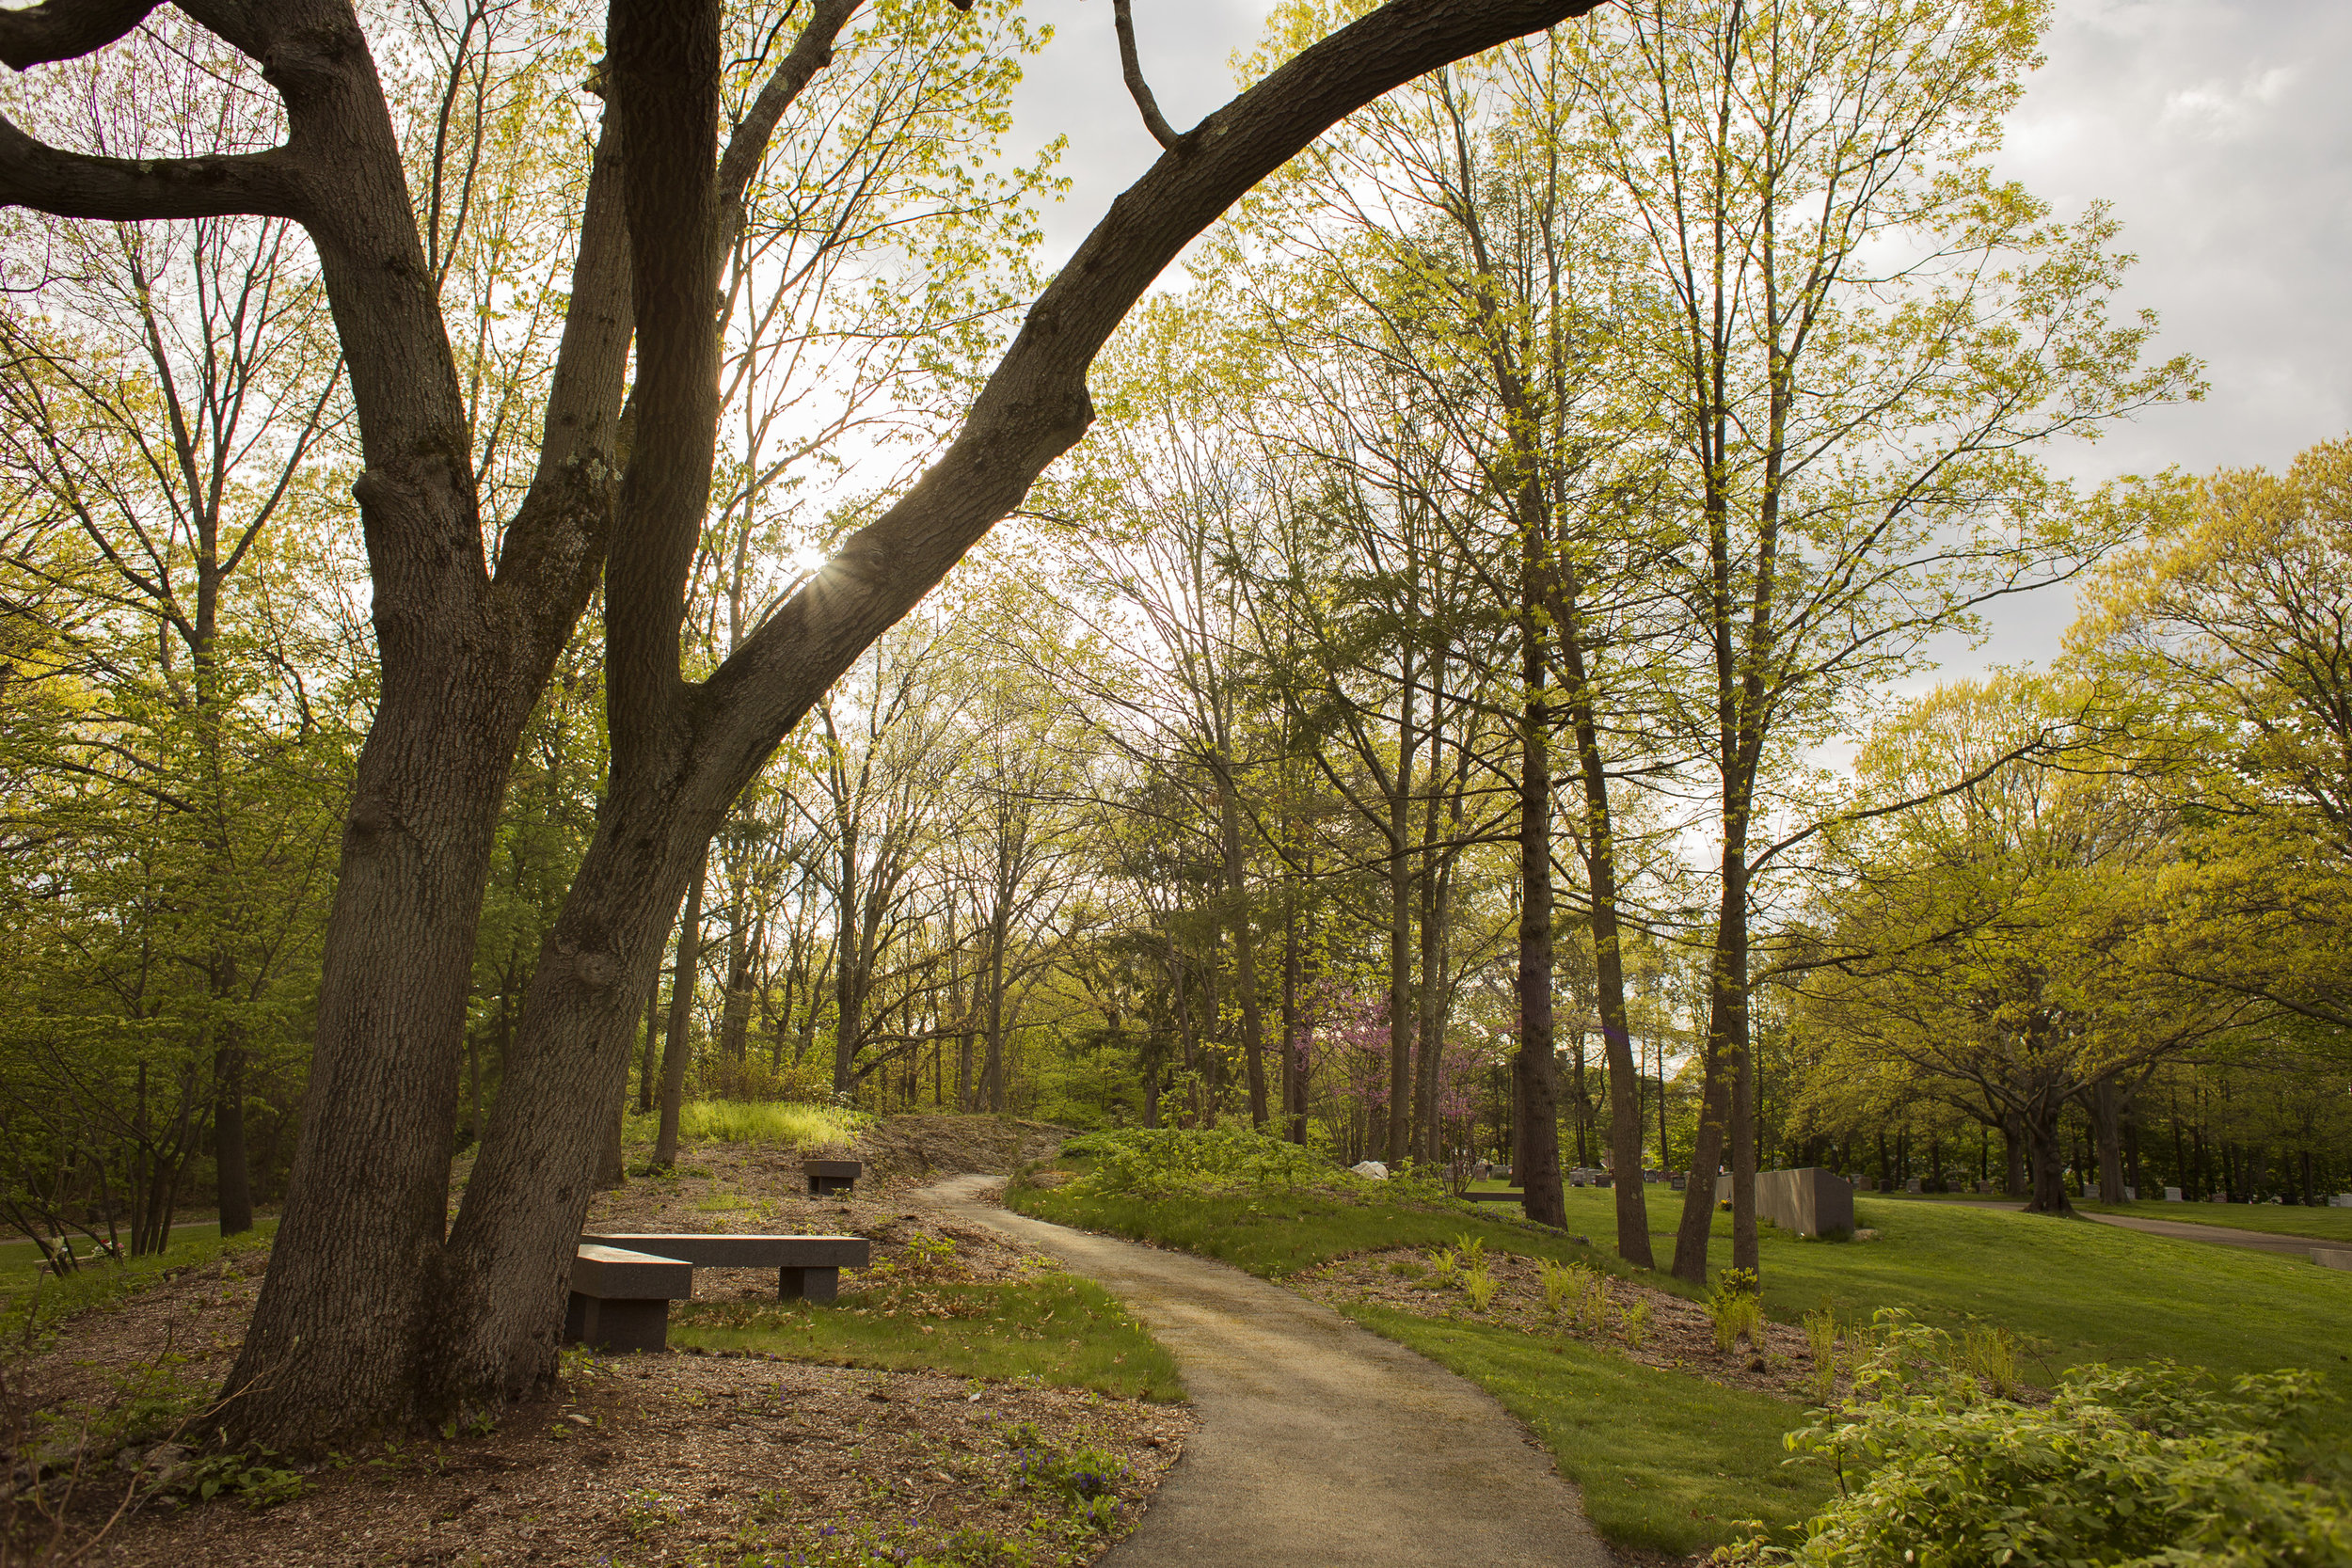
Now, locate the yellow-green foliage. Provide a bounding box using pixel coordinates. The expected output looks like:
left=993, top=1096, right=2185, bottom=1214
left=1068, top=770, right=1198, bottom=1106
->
left=1462, top=1266, right=1498, bottom=1312
left=1804, top=1307, right=1841, bottom=1403
left=1537, top=1257, right=1583, bottom=1316
left=626, top=1100, right=867, bottom=1148
left=1710, top=1268, right=1766, bottom=1354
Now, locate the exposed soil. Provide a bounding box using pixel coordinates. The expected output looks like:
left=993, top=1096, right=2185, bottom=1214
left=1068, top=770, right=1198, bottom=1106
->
left=1294, top=1245, right=1827, bottom=1402
left=0, top=1117, right=1188, bottom=1566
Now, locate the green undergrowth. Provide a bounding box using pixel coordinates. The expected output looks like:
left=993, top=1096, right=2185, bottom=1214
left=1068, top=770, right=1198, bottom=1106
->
left=1010, top=1171, right=1694, bottom=1300
left=0, top=1222, right=277, bottom=1346
left=1351, top=1304, right=1829, bottom=1554
left=2074, top=1198, right=2352, bottom=1244
left=621, top=1099, right=868, bottom=1148
left=671, top=1273, right=1182, bottom=1402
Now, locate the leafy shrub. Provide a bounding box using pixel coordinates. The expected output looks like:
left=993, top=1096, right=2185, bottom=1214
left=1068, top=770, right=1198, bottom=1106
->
left=1716, top=1309, right=2352, bottom=1567
left=1059, top=1127, right=1349, bottom=1198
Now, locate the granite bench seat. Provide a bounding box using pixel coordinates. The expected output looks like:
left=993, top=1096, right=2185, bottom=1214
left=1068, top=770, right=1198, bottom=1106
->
left=564, top=1243, right=696, bottom=1354
left=578, top=1231, right=871, bottom=1303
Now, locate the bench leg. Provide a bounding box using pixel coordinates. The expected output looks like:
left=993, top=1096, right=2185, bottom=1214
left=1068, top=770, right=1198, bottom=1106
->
left=778, top=1265, right=839, bottom=1304
left=565, top=1293, right=671, bottom=1354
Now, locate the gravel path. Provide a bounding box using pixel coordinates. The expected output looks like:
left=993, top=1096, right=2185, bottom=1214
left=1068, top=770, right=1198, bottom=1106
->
left=922, top=1174, right=1613, bottom=1568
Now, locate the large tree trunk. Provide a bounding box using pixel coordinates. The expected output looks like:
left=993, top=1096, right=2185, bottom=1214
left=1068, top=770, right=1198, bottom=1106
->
left=2022, top=1089, right=2074, bottom=1216
left=2090, top=1076, right=2128, bottom=1203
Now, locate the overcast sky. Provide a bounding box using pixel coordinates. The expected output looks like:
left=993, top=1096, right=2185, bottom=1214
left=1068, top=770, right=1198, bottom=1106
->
left=1000, top=0, right=2351, bottom=673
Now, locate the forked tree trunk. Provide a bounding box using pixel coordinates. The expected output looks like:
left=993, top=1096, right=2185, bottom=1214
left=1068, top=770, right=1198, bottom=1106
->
left=154, top=0, right=1598, bottom=1440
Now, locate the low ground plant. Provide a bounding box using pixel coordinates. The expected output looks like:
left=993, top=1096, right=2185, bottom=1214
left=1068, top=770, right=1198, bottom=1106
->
left=1461, top=1265, right=1498, bottom=1312
left=1537, top=1258, right=1582, bottom=1317
left=1803, top=1308, right=1840, bottom=1404
left=623, top=1100, right=866, bottom=1148
left=1710, top=1268, right=1767, bottom=1355
left=1956, top=1320, right=2023, bottom=1399
left=1718, top=1309, right=2352, bottom=1566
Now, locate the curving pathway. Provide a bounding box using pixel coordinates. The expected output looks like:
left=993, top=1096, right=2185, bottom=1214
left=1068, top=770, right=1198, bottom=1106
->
left=921, top=1174, right=1612, bottom=1568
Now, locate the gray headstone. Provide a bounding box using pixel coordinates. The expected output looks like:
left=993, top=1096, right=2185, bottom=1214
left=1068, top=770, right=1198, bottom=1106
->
left=2163, top=1187, right=2183, bottom=1202
left=1755, top=1167, right=1855, bottom=1239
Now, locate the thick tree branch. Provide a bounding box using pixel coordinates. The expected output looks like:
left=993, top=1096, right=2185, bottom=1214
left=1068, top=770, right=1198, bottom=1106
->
left=0, top=113, right=306, bottom=220
left=1113, top=0, right=1185, bottom=151
left=699, top=0, right=1606, bottom=768
left=0, top=0, right=155, bottom=71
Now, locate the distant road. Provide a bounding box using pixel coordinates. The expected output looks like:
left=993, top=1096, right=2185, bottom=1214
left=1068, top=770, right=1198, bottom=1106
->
left=1953, top=1202, right=2325, bottom=1259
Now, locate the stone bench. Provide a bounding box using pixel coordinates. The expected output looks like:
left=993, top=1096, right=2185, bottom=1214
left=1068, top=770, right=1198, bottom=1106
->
left=803, top=1159, right=862, bottom=1196
left=1461, top=1189, right=1525, bottom=1204
left=579, top=1231, right=871, bottom=1304
left=564, top=1243, right=696, bottom=1354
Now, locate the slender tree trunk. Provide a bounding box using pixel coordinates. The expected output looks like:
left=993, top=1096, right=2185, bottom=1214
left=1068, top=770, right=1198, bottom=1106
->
left=1282, top=865, right=1307, bottom=1145
left=1386, top=656, right=1418, bottom=1165
left=1516, top=591, right=1565, bottom=1228
left=637, top=990, right=658, bottom=1115
left=1216, top=763, right=1269, bottom=1128
left=984, top=907, right=1009, bottom=1113
left=654, top=853, right=707, bottom=1168
left=1555, top=586, right=1651, bottom=1265
left=213, top=1023, right=253, bottom=1237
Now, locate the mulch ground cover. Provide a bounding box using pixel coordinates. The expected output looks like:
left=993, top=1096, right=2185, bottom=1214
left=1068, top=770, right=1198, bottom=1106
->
left=0, top=1117, right=1190, bottom=1566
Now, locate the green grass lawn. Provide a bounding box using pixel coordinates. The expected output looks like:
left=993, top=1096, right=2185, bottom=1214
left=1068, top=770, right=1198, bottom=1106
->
left=0, top=1220, right=278, bottom=1343
left=670, top=1273, right=1184, bottom=1402
left=1351, top=1305, right=1831, bottom=1552
left=1535, top=1188, right=2352, bottom=1393
left=2073, top=1198, right=2352, bottom=1244
left=1013, top=1166, right=2352, bottom=1555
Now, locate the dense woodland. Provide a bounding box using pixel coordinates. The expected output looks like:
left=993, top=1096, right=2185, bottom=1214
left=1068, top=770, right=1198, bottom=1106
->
left=0, top=0, right=2345, bottom=1435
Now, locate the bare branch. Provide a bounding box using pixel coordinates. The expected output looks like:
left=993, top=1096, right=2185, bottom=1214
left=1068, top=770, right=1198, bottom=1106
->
left=0, top=0, right=156, bottom=71
left=718, top=0, right=864, bottom=218
left=0, top=112, right=304, bottom=220
left=1113, top=0, right=1185, bottom=151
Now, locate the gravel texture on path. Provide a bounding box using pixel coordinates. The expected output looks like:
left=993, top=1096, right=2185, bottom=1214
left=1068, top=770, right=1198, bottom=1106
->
left=925, top=1174, right=1613, bottom=1568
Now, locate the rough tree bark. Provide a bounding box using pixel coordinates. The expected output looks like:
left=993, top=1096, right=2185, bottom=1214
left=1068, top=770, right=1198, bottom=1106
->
left=1, top=0, right=1601, bottom=1447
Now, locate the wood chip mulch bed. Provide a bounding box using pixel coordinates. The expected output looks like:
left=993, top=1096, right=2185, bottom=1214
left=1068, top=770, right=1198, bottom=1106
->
left=1, top=1117, right=1190, bottom=1566
left=1294, top=1245, right=1828, bottom=1401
